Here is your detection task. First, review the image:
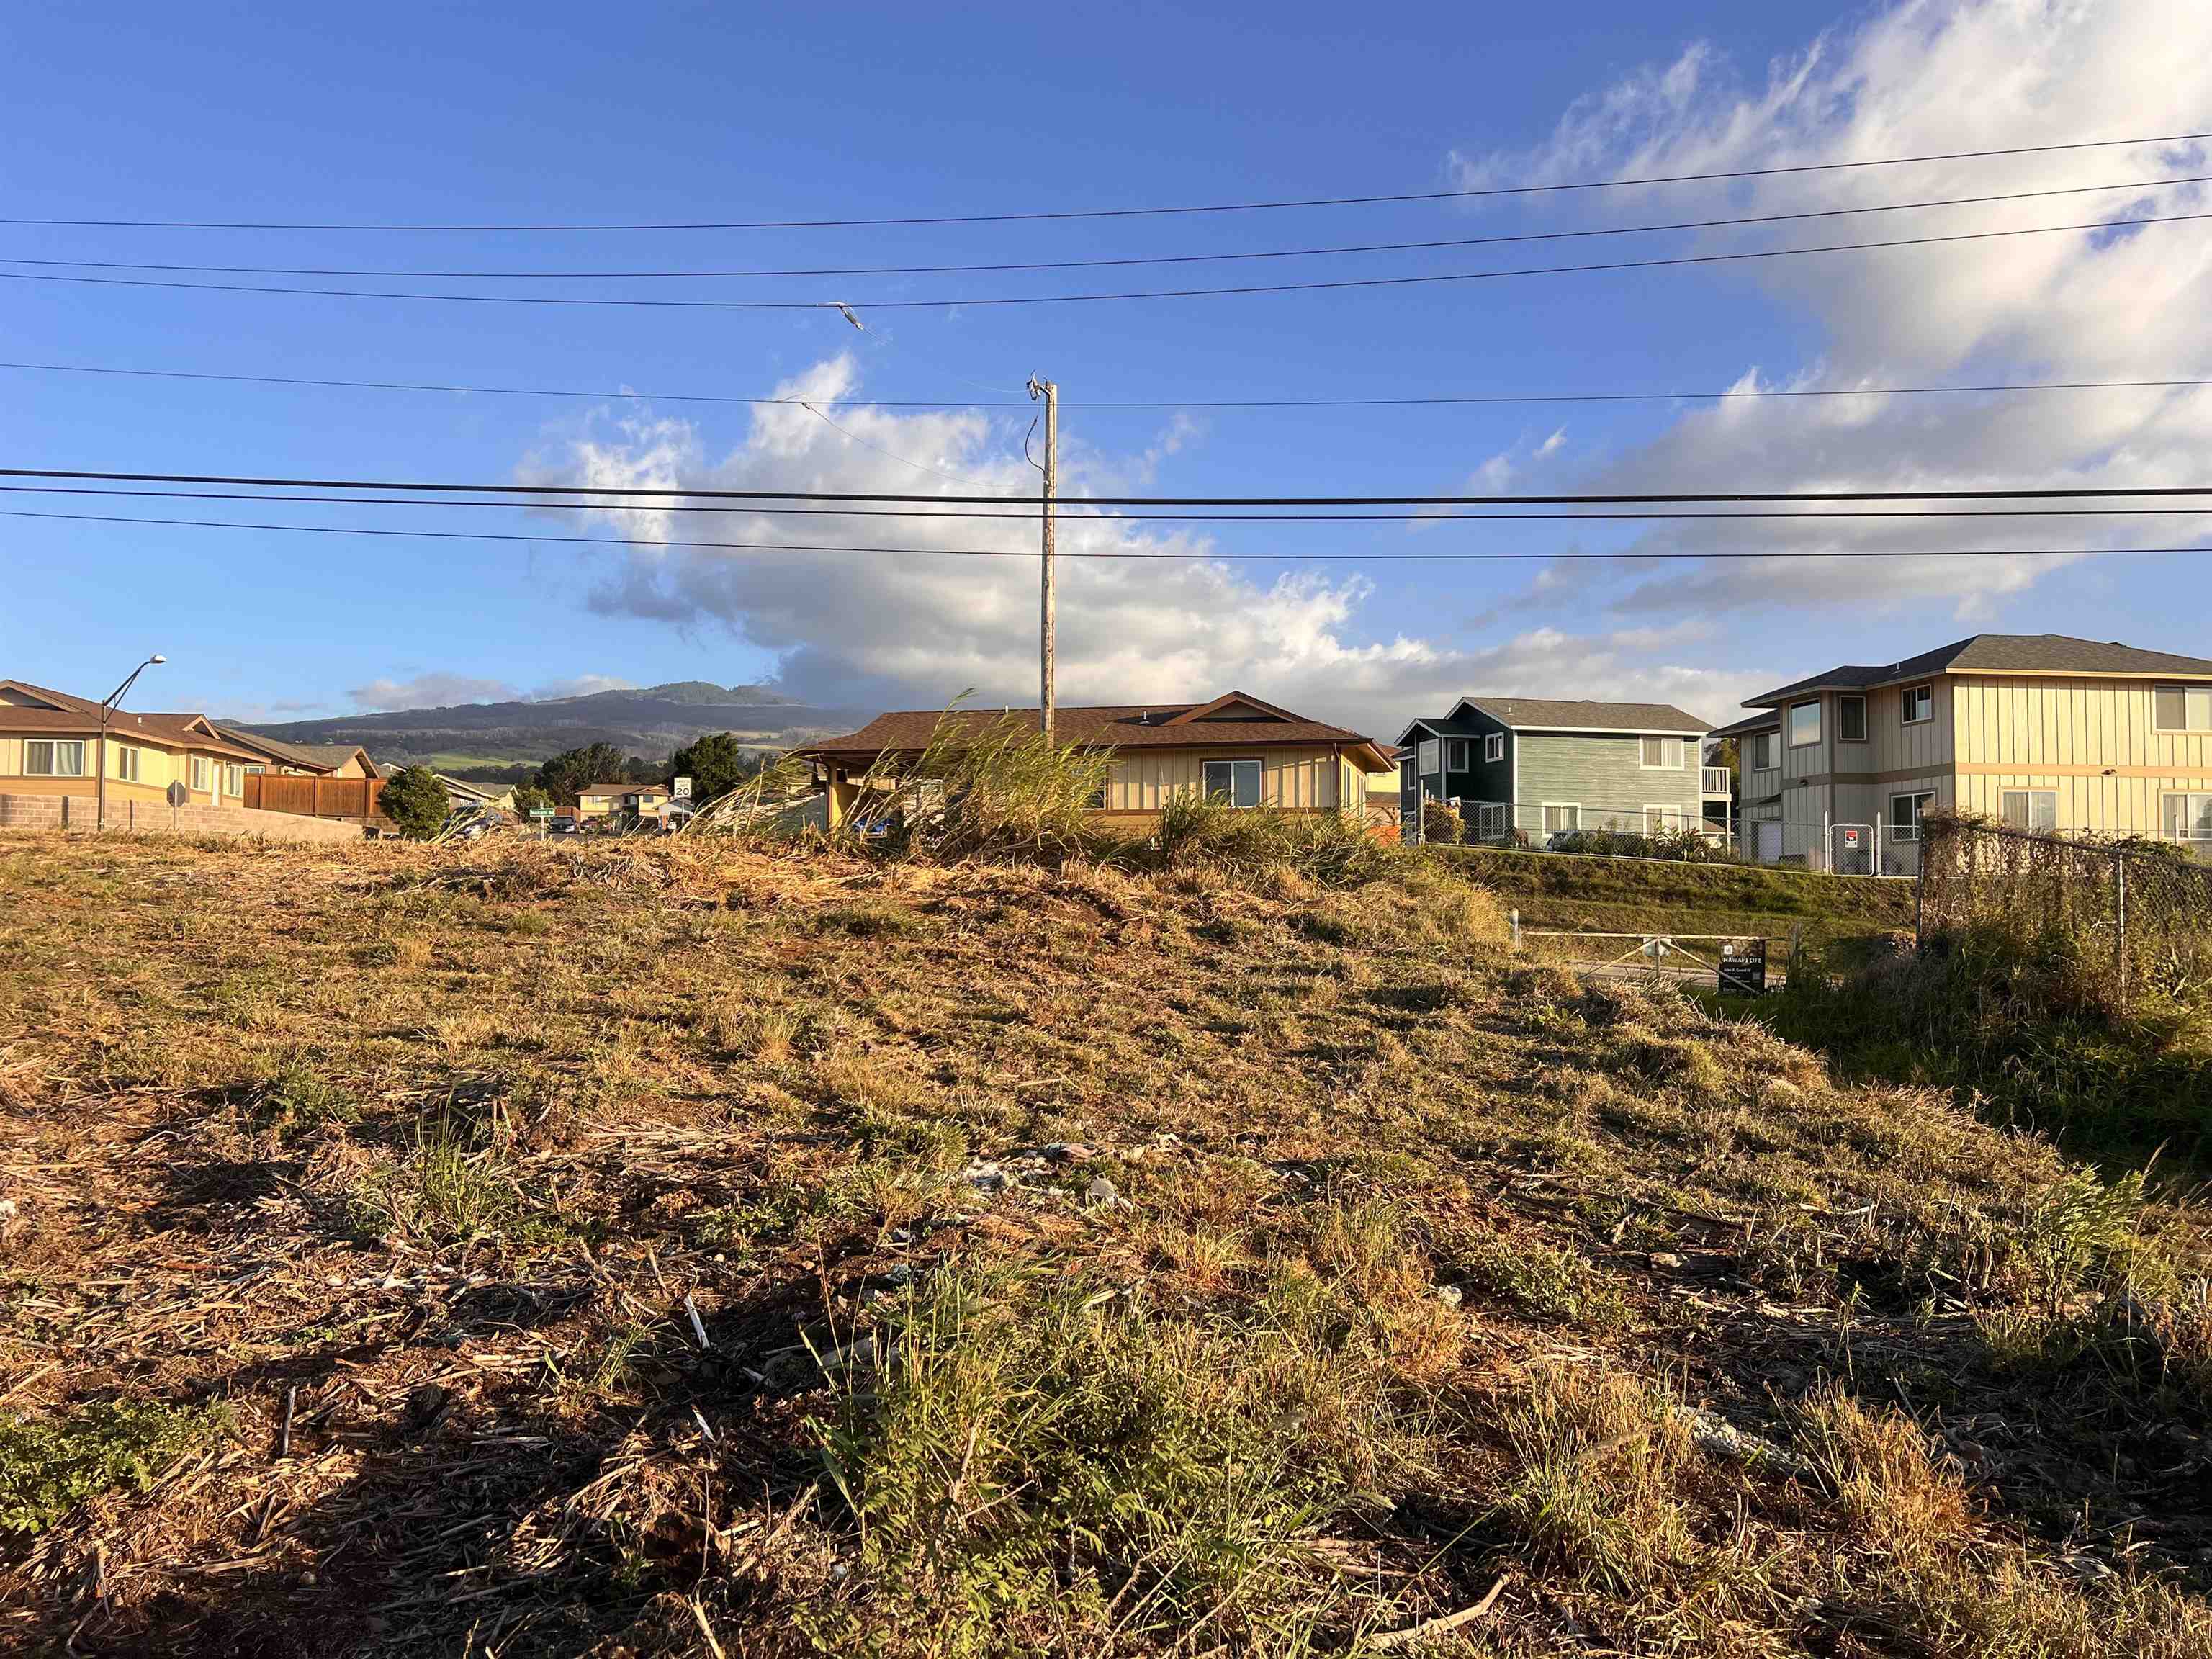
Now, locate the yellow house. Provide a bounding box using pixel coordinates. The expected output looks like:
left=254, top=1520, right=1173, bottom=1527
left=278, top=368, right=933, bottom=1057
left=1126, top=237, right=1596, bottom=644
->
left=217, top=728, right=380, bottom=778
left=575, top=781, right=670, bottom=826
left=0, top=679, right=269, bottom=811
left=798, top=691, right=1398, bottom=833
left=1733, top=634, right=2212, bottom=871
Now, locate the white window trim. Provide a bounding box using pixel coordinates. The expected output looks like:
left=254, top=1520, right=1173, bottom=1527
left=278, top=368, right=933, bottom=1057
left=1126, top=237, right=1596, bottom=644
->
left=1788, top=699, right=1822, bottom=748
left=1837, top=693, right=1869, bottom=743
left=2153, top=683, right=2212, bottom=733
left=1889, top=791, right=1936, bottom=841
left=1541, top=801, right=1581, bottom=835
left=1201, top=756, right=1265, bottom=810
left=1637, top=736, right=1686, bottom=770
left=190, top=755, right=212, bottom=791
left=114, top=744, right=141, bottom=783
left=2159, top=791, right=2212, bottom=842
left=1642, top=804, right=1683, bottom=833
left=1444, top=737, right=1470, bottom=771
left=1901, top=683, right=1936, bottom=726
left=24, top=739, right=88, bottom=778
left=1999, top=788, right=2059, bottom=833
left=1484, top=732, right=1504, bottom=763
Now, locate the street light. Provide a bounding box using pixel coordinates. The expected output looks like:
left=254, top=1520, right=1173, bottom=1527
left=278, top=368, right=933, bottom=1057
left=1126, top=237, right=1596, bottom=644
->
left=96, top=654, right=164, bottom=832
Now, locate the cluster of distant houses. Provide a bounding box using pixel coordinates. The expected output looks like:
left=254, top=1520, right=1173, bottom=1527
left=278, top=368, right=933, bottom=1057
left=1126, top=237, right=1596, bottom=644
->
left=791, top=633, right=2212, bottom=871
left=0, top=678, right=689, bottom=840
left=7, top=630, right=2211, bottom=866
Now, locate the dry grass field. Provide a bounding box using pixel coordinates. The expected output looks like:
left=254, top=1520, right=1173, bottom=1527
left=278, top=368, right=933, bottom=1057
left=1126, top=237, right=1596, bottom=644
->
left=1, top=829, right=2208, bottom=1657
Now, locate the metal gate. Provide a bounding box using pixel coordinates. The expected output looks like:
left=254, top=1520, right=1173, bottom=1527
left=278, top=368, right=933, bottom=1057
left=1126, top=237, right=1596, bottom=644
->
left=1830, top=822, right=1874, bottom=876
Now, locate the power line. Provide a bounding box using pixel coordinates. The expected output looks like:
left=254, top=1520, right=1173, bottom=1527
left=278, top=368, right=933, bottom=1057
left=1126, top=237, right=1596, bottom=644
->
left=1, top=505, right=2195, bottom=562
left=5, top=173, right=2200, bottom=281
left=4, top=129, right=2203, bottom=231
left=4, top=207, right=2208, bottom=311
left=13, top=464, right=2212, bottom=507
left=9, top=482, right=2212, bottom=524
left=11, top=356, right=2212, bottom=413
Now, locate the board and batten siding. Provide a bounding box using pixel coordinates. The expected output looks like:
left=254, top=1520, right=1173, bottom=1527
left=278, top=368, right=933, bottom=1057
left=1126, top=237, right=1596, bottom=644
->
left=1951, top=674, right=2212, bottom=835
left=1510, top=731, right=1701, bottom=836
left=1099, top=745, right=1342, bottom=814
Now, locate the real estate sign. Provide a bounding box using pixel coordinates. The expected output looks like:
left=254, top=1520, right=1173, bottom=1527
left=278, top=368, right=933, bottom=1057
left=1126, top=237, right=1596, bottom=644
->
left=1718, top=938, right=1768, bottom=997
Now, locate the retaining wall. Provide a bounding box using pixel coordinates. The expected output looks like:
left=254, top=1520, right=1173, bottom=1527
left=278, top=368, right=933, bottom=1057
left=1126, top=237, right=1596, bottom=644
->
left=0, top=793, right=369, bottom=844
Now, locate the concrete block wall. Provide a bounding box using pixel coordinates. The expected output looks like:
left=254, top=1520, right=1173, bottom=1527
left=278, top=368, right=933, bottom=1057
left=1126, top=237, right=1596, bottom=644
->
left=0, top=793, right=368, bottom=844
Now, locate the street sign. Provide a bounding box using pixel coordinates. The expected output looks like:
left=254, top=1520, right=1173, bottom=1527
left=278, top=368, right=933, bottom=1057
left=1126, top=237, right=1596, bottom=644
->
left=1718, top=938, right=1768, bottom=997
left=529, top=806, right=554, bottom=820
left=672, top=776, right=692, bottom=799
left=166, top=781, right=189, bottom=808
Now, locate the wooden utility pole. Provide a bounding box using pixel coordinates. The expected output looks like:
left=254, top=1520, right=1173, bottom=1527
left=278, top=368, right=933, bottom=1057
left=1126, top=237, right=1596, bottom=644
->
left=1028, top=375, right=1058, bottom=742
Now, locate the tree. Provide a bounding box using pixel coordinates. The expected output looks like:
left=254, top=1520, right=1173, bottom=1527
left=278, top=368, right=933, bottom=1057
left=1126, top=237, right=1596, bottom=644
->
left=382, top=766, right=451, bottom=840
left=535, top=743, right=627, bottom=809
left=511, top=784, right=554, bottom=817
left=667, top=732, right=757, bottom=804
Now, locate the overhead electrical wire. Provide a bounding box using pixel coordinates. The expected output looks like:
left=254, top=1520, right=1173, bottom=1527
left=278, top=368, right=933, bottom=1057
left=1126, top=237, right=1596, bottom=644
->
left=9, top=358, right=2212, bottom=412
left=12, top=464, right=2212, bottom=508
left=1, top=505, right=2195, bottom=562
left=7, top=482, right=2212, bottom=525
left=4, top=207, right=2211, bottom=311
left=3, top=129, right=2203, bottom=231
left=2, top=173, right=2200, bottom=281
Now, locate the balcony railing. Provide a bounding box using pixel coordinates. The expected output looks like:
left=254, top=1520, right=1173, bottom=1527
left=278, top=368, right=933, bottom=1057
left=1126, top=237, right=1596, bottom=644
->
left=1700, top=767, right=1730, bottom=796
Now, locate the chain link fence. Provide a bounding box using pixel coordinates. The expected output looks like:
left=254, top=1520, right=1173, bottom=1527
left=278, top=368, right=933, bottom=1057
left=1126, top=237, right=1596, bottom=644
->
left=1917, top=813, right=2212, bottom=1012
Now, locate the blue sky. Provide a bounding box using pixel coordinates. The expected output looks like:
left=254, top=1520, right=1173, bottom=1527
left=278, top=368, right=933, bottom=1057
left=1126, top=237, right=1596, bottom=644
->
left=4, top=1, right=2208, bottom=737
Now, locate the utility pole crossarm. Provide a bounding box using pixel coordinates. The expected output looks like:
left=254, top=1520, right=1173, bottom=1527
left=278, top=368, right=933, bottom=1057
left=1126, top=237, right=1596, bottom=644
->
left=1028, top=376, right=1058, bottom=744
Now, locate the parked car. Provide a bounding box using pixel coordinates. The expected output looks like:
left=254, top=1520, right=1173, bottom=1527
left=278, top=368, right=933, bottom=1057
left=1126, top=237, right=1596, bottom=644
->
left=548, top=817, right=579, bottom=836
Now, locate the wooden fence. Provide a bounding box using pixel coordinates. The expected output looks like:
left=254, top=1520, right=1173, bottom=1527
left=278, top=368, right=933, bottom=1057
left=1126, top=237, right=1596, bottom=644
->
left=243, top=773, right=384, bottom=819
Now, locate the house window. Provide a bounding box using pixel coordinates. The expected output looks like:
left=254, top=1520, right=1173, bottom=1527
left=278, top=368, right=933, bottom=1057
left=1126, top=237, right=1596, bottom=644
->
left=1542, top=804, right=1580, bottom=835
left=1417, top=737, right=1440, bottom=777
left=191, top=755, right=212, bottom=791
left=1639, top=736, right=1685, bottom=769
left=1838, top=695, right=1868, bottom=742
left=1889, top=791, right=1937, bottom=841
left=2000, top=789, right=2058, bottom=835
left=1444, top=738, right=1470, bottom=770
left=1643, top=806, right=1682, bottom=835
left=2162, top=793, right=2212, bottom=844
left=1485, top=732, right=1505, bottom=763
left=1749, top=730, right=1778, bottom=770
left=1788, top=700, right=1821, bottom=747
left=24, top=739, right=87, bottom=777
left=115, top=745, right=141, bottom=783
left=223, top=765, right=243, bottom=797
left=1201, top=758, right=1263, bottom=809
left=2153, top=683, right=2212, bottom=732
left=1902, top=683, right=1934, bottom=725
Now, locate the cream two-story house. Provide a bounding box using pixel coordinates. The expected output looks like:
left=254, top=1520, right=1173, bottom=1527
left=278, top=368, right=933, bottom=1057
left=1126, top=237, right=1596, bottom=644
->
left=1733, top=634, right=2212, bottom=870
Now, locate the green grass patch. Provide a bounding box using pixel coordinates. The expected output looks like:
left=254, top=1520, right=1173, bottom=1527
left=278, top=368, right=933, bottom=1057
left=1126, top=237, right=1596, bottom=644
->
left=0, top=1399, right=228, bottom=1535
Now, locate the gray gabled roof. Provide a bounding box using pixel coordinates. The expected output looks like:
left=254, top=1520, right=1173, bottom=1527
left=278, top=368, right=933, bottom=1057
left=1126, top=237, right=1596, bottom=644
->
left=1706, top=709, right=1781, bottom=742
left=1451, top=696, right=1710, bottom=734
left=1752, top=634, right=2212, bottom=706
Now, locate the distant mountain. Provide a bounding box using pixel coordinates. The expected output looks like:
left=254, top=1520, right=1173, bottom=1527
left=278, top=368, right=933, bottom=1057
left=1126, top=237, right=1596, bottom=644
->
left=233, top=681, right=863, bottom=768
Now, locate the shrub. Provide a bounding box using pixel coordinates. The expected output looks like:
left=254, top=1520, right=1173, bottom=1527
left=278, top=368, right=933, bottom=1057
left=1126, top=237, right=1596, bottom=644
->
left=1546, top=825, right=1728, bottom=864
left=381, top=765, right=451, bottom=840
left=1154, top=793, right=1388, bottom=886
left=849, top=703, right=1115, bottom=860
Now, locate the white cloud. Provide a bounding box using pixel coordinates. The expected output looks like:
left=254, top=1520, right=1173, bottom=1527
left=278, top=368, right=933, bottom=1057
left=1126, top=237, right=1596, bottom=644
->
left=349, top=673, right=518, bottom=712
left=1449, top=0, right=2212, bottom=623
left=346, top=671, right=637, bottom=712
left=516, top=356, right=1755, bottom=734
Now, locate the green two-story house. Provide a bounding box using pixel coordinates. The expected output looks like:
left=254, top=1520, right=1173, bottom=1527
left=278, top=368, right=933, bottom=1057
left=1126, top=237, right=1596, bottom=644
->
left=1395, top=696, right=1723, bottom=842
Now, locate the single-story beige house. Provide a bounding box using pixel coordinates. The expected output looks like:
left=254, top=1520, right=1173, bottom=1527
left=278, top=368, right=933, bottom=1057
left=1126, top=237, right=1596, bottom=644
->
left=218, top=728, right=379, bottom=778
left=0, top=679, right=268, bottom=809
left=797, top=691, right=1397, bottom=833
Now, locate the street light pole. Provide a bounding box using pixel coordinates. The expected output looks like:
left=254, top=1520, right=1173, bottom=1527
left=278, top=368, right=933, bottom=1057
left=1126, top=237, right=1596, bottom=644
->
left=96, top=654, right=165, bottom=832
